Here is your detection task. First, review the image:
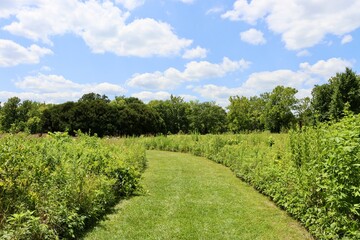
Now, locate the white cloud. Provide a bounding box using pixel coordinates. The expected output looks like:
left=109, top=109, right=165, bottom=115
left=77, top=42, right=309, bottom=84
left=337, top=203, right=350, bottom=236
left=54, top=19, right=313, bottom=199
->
left=299, top=57, right=353, bottom=79
left=83, top=82, right=127, bottom=95
left=0, top=91, right=83, bottom=104
left=127, top=70, right=181, bottom=90
left=182, top=46, right=207, bottom=59
left=194, top=84, right=249, bottom=99
left=221, top=0, right=272, bottom=23
left=243, top=70, right=312, bottom=93
left=2, top=0, right=192, bottom=57
left=222, top=0, right=360, bottom=50
left=179, top=94, right=198, bottom=102
left=0, top=39, right=52, bottom=67
left=240, top=28, right=266, bottom=45
left=183, top=57, right=250, bottom=80
left=296, top=50, right=311, bottom=57
left=132, top=91, right=171, bottom=102
left=8, top=73, right=127, bottom=103
left=206, top=7, right=224, bottom=15
left=115, top=0, right=145, bottom=10
left=244, top=58, right=353, bottom=92
left=341, top=34, right=353, bottom=44
left=0, top=0, right=42, bottom=18
left=193, top=57, right=353, bottom=107
left=127, top=57, right=251, bottom=90
left=15, top=74, right=82, bottom=92
left=193, top=84, right=253, bottom=107
left=131, top=91, right=198, bottom=103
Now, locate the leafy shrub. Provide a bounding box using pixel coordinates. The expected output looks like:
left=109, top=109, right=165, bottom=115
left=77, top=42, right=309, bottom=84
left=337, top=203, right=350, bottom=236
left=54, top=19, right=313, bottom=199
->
left=0, top=132, right=145, bottom=239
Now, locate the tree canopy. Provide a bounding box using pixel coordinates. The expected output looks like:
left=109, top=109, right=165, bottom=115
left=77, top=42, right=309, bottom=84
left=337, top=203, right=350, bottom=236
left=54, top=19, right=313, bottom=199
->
left=0, top=69, right=358, bottom=136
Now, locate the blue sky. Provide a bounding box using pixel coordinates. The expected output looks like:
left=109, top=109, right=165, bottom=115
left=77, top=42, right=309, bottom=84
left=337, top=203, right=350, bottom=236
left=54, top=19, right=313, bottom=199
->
left=1, top=0, right=359, bottom=107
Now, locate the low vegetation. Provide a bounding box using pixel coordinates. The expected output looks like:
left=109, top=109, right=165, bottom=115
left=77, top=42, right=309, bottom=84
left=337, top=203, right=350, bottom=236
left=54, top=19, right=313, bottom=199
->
left=0, top=132, right=145, bottom=239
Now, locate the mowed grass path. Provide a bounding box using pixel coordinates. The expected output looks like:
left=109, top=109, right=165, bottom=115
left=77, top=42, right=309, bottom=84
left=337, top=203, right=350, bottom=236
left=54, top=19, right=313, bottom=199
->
left=84, top=150, right=312, bottom=240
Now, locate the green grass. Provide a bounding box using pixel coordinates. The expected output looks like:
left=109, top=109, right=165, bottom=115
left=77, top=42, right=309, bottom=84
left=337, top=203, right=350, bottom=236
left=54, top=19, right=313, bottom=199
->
left=84, top=150, right=312, bottom=240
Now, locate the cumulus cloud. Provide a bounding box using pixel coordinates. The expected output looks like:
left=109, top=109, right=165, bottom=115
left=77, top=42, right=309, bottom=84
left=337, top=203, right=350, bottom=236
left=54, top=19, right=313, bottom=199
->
left=193, top=57, right=353, bottom=106
left=182, top=46, right=208, bottom=59
left=299, top=57, right=353, bottom=79
left=83, top=82, right=127, bottom=95
left=131, top=91, right=171, bottom=102
left=240, top=28, right=266, bottom=45
left=1, top=0, right=192, bottom=57
left=115, top=0, right=145, bottom=10
left=0, top=91, right=83, bottom=104
left=15, top=74, right=82, bottom=92
left=131, top=91, right=198, bottom=103
left=193, top=84, right=252, bottom=107
left=7, top=73, right=127, bottom=103
left=222, top=0, right=360, bottom=50
left=127, top=57, right=251, bottom=90
left=341, top=34, right=353, bottom=44
left=0, top=39, right=52, bottom=67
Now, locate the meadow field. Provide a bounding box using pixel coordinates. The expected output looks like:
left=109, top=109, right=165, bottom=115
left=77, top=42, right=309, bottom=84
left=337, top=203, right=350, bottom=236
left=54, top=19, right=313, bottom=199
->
left=1, top=114, right=360, bottom=239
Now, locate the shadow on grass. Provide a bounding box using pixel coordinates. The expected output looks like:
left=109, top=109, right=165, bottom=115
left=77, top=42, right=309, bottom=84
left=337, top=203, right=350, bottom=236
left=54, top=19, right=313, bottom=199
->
left=78, top=190, right=145, bottom=239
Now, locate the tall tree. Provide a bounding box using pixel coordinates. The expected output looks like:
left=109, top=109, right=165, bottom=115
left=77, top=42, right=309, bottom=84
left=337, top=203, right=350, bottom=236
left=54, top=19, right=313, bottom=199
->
left=311, top=83, right=333, bottom=121
left=0, top=97, right=21, bottom=132
left=263, top=86, right=298, bottom=133
left=188, top=101, right=227, bottom=134
left=329, top=68, right=360, bottom=119
left=312, top=68, right=360, bottom=121
left=149, top=95, right=189, bottom=134
left=294, top=97, right=313, bottom=128
left=78, top=92, right=110, bottom=103
left=227, top=95, right=265, bottom=132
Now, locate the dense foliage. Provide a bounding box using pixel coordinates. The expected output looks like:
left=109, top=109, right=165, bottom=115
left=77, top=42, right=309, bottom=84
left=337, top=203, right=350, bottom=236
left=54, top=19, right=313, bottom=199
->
left=0, top=133, right=146, bottom=239
left=0, top=69, right=359, bottom=135
left=141, top=114, right=360, bottom=239
left=312, top=67, right=360, bottom=121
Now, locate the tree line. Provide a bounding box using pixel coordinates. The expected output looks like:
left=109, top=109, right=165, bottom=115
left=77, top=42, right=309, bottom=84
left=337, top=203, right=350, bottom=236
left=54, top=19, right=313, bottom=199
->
left=0, top=68, right=359, bottom=136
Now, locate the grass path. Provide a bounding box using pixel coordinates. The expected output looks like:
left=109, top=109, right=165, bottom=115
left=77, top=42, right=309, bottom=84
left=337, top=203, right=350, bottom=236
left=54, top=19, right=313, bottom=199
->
left=84, top=150, right=312, bottom=240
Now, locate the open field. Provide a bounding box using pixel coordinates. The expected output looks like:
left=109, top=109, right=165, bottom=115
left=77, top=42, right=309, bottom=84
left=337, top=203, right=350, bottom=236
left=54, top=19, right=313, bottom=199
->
left=1, top=113, right=360, bottom=239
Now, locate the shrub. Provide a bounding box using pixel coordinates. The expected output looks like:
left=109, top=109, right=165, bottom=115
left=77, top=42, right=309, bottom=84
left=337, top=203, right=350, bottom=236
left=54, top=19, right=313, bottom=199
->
left=0, top=132, right=145, bottom=239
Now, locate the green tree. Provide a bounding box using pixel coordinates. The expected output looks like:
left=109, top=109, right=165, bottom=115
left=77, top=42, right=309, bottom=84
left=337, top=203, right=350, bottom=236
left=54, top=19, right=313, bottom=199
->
left=329, top=68, right=360, bottom=119
left=149, top=95, right=189, bottom=134
left=312, top=68, right=360, bottom=121
left=294, top=97, right=313, bottom=128
left=227, top=95, right=265, bottom=132
left=19, top=100, right=45, bottom=133
left=119, top=97, right=164, bottom=136
left=0, top=97, right=21, bottom=132
left=187, top=101, right=227, bottom=134
left=78, top=92, right=110, bottom=103
left=263, top=86, right=298, bottom=133
left=311, top=83, right=333, bottom=121
left=42, top=101, right=76, bottom=133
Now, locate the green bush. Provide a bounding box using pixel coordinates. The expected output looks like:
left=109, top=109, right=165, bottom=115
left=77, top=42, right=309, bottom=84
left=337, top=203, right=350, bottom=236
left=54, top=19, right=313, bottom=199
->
left=0, top=133, right=145, bottom=239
